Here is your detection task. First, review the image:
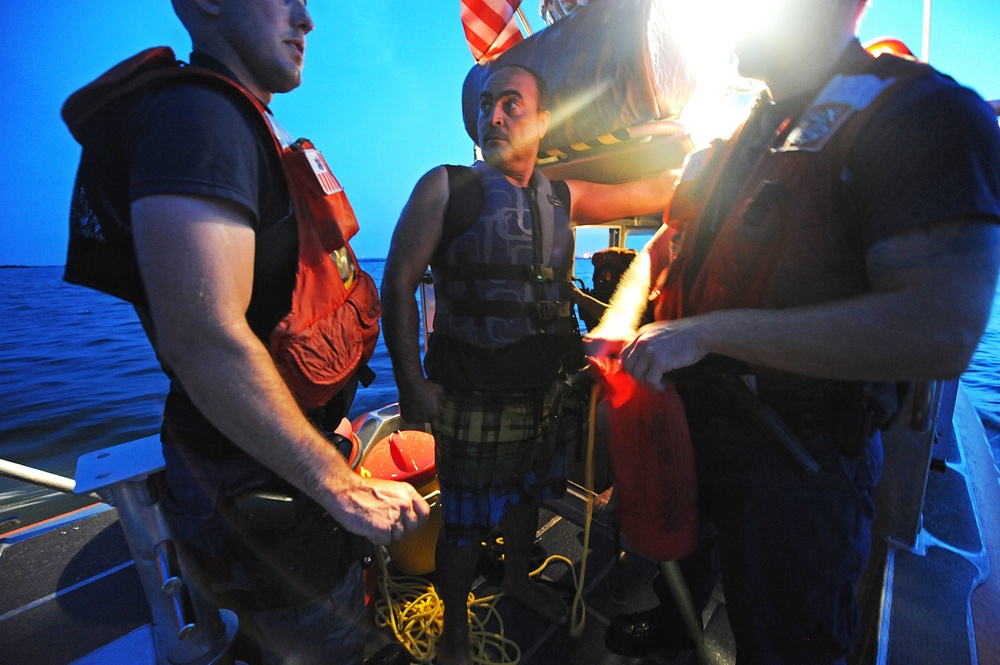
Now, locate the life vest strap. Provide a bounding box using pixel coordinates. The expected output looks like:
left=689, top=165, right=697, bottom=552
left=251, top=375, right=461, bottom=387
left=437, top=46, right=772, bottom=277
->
left=436, top=263, right=571, bottom=283
left=446, top=298, right=573, bottom=321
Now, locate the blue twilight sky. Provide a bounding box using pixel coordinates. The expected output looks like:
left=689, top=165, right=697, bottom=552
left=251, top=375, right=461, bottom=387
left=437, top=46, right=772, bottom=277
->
left=0, top=1, right=997, bottom=266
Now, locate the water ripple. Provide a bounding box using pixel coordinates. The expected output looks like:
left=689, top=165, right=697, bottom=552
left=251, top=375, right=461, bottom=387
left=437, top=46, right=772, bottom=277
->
left=2, top=264, right=997, bottom=528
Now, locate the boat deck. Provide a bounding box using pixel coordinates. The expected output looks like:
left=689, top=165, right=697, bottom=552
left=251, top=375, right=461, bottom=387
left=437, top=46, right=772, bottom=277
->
left=366, top=485, right=734, bottom=665
left=2, top=383, right=999, bottom=664
left=962, top=419, right=1000, bottom=664
left=0, top=505, right=149, bottom=665
left=0, top=488, right=728, bottom=665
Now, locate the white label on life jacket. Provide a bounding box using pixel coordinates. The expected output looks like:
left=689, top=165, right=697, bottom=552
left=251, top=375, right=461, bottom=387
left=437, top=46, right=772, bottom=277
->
left=304, top=149, right=343, bottom=195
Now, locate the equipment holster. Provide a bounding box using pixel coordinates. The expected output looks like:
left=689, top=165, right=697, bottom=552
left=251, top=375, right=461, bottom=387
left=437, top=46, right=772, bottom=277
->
left=832, top=382, right=897, bottom=457
left=551, top=368, right=594, bottom=464
left=231, top=491, right=373, bottom=610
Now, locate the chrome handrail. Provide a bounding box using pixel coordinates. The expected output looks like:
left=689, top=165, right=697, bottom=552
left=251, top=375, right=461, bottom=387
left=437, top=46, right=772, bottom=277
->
left=0, top=457, right=103, bottom=502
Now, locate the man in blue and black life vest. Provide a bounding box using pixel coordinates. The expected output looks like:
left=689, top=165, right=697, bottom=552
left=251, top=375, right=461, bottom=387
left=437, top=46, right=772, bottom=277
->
left=588, top=0, right=1000, bottom=662
left=382, top=65, right=678, bottom=665
left=63, top=2, right=428, bottom=663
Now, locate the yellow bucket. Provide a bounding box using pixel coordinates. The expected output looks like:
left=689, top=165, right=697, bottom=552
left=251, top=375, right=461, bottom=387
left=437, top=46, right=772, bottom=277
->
left=386, top=483, right=443, bottom=575
left=361, top=431, right=442, bottom=575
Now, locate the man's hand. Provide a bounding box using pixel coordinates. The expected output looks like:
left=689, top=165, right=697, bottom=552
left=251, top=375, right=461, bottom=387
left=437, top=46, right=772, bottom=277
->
left=582, top=333, right=628, bottom=366
left=398, top=377, right=446, bottom=424
left=332, top=477, right=431, bottom=546
left=620, top=317, right=710, bottom=391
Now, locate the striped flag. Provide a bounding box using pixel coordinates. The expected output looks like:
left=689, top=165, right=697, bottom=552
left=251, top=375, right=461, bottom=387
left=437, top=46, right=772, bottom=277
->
left=304, top=149, right=342, bottom=195
left=461, top=0, right=524, bottom=63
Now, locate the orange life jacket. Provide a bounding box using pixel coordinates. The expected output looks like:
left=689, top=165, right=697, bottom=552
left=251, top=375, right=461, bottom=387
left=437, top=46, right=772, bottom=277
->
left=654, top=52, right=932, bottom=321
left=63, top=47, right=380, bottom=412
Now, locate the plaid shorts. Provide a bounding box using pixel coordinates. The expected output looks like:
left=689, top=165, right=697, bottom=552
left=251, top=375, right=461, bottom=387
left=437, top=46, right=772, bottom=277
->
left=433, top=387, right=569, bottom=546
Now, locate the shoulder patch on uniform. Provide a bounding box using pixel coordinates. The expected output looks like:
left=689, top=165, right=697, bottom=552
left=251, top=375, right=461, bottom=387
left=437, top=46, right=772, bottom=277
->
left=779, top=74, right=897, bottom=153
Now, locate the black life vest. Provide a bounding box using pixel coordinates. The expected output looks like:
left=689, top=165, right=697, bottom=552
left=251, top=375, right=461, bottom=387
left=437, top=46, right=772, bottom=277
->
left=430, top=161, right=576, bottom=348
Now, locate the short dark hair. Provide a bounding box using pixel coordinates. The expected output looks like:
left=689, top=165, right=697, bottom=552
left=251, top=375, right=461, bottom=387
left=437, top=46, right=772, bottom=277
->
left=495, top=64, right=549, bottom=112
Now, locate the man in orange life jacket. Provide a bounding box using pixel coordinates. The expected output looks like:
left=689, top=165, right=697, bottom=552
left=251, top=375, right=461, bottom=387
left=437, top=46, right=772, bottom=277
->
left=62, top=2, right=428, bottom=663
left=587, top=0, right=1000, bottom=662
left=381, top=65, right=677, bottom=665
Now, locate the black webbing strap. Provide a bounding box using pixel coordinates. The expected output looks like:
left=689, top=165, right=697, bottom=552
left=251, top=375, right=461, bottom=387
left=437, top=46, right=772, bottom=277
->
left=435, top=263, right=571, bottom=283
left=445, top=299, right=573, bottom=320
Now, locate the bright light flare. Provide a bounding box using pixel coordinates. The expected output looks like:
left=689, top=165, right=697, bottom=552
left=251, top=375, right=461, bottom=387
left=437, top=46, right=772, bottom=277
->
left=548, top=80, right=613, bottom=141
left=591, top=251, right=651, bottom=340
left=657, top=0, right=790, bottom=58
left=650, top=0, right=789, bottom=147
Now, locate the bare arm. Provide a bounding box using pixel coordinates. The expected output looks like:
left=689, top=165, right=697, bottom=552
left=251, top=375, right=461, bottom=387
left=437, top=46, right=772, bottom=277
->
left=132, top=194, right=428, bottom=544
left=565, top=169, right=677, bottom=225
left=381, top=167, right=449, bottom=423
left=620, top=221, right=1000, bottom=389
left=572, top=285, right=608, bottom=323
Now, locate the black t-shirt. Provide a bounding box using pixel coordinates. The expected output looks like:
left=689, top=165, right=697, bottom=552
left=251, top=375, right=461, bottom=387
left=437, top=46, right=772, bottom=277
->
left=844, top=72, right=1000, bottom=248
left=693, top=41, right=1000, bottom=278
left=126, top=52, right=297, bottom=341
left=125, top=53, right=299, bottom=463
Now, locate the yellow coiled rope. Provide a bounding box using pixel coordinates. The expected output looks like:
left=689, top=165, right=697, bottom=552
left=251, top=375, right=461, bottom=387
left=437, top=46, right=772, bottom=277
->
left=372, top=382, right=602, bottom=663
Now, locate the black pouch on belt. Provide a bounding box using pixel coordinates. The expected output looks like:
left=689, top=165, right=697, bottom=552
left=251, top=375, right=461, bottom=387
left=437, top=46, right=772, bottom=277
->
left=550, top=370, right=593, bottom=463
left=833, top=382, right=896, bottom=458
left=231, top=490, right=373, bottom=609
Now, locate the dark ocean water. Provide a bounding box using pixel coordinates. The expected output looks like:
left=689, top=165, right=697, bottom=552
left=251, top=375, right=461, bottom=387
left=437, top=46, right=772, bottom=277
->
left=1, top=262, right=997, bottom=529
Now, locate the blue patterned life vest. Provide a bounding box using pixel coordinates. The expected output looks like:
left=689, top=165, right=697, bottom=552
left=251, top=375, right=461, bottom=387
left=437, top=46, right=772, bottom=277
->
left=431, top=161, right=576, bottom=349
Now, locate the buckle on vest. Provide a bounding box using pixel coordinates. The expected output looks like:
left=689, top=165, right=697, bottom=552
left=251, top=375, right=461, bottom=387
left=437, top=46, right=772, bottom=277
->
left=330, top=246, right=357, bottom=289
left=535, top=301, right=566, bottom=320
left=532, top=264, right=555, bottom=282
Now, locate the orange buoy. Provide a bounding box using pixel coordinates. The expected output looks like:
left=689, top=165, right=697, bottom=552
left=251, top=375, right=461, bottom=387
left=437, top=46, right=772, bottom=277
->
left=591, top=359, right=698, bottom=561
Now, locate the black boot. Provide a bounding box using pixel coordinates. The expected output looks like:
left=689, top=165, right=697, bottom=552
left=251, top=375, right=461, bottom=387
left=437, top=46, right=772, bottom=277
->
left=604, top=569, right=702, bottom=657
left=604, top=601, right=696, bottom=657
left=364, top=642, right=410, bottom=665
left=606, top=530, right=719, bottom=657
